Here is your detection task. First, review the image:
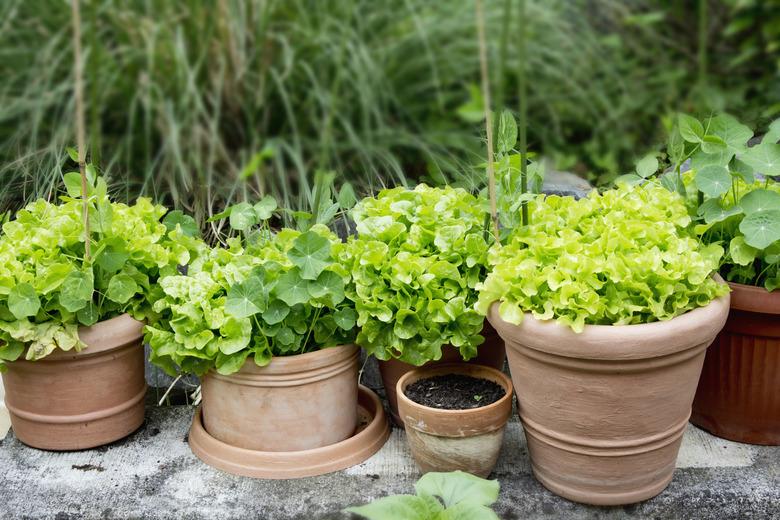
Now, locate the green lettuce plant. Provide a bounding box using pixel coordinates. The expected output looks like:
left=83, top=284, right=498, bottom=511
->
left=476, top=183, right=729, bottom=332
left=145, top=202, right=357, bottom=376
left=342, top=185, right=490, bottom=366
left=0, top=173, right=201, bottom=370
left=345, top=471, right=500, bottom=520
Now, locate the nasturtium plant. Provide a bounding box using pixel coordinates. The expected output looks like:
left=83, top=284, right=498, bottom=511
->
left=342, top=185, right=490, bottom=366
left=145, top=217, right=356, bottom=376
left=0, top=173, right=202, bottom=370
left=345, top=471, right=500, bottom=520
left=648, top=113, right=780, bottom=291
left=476, top=183, right=729, bottom=332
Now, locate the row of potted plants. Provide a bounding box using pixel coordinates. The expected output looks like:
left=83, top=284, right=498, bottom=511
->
left=0, top=113, right=777, bottom=505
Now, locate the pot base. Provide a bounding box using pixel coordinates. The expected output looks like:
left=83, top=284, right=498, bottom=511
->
left=188, top=385, right=390, bottom=478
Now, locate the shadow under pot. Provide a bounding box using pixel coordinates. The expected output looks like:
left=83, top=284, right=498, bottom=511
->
left=396, top=363, right=513, bottom=478
left=378, top=321, right=506, bottom=426
left=487, top=290, right=730, bottom=506
left=1, top=314, right=147, bottom=451
left=691, top=282, right=780, bottom=445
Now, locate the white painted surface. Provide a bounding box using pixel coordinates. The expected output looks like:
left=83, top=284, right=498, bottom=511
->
left=346, top=419, right=756, bottom=477
left=0, top=378, right=9, bottom=438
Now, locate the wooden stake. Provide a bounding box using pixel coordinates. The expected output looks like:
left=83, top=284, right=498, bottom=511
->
left=518, top=0, right=529, bottom=226
left=71, top=0, right=90, bottom=260
left=476, top=0, right=500, bottom=241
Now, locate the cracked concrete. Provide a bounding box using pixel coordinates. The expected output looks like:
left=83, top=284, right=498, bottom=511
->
left=1, top=391, right=778, bottom=520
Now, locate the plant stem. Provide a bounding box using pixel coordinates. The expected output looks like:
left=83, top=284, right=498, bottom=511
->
left=697, top=0, right=708, bottom=96
left=518, top=0, right=529, bottom=226
left=495, top=0, right=512, bottom=112
left=475, top=0, right=500, bottom=241
left=71, top=0, right=90, bottom=261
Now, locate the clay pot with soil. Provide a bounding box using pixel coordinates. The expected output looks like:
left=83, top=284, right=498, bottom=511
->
left=378, top=322, right=505, bottom=425
left=396, top=363, right=513, bottom=478
left=2, top=314, right=146, bottom=451
left=691, top=282, right=780, bottom=445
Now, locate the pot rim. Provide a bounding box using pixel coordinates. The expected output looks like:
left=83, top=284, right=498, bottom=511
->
left=727, top=281, right=780, bottom=315
left=34, top=313, right=144, bottom=362
left=396, top=363, right=513, bottom=419
left=487, top=279, right=730, bottom=361
left=212, top=343, right=359, bottom=377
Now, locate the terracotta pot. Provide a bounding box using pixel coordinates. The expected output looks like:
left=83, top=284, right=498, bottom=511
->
left=487, top=292, right=730, bottom=506
left=397, top=363, right=513, bottom=478
left=201, top=344, right=359, bottom=451
left=691, top=282, right=780, bottom=445
left=2, top=314, right=146, bottom=451
left=378, top=321, right=506, bottom=425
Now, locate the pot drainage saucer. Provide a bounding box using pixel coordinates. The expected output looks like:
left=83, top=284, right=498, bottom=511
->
left=188, top=385, right=390, bottom=478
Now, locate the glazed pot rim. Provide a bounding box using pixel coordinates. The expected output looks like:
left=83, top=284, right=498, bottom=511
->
left=30, top=313, right=144, bottom=362
left=396, top=363, right=513, bottom=418
left=487, top=281, right=730, bottom=361
left=727, top=281, right=780, bottom=315
left=216, top=343, right=359, bottom=376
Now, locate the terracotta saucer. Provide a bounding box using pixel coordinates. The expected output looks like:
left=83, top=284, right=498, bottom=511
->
left=188, top=385, right=390, bottom=478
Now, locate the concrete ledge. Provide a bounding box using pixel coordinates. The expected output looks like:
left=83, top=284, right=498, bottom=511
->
left=1, top=400, right=778, bottom=519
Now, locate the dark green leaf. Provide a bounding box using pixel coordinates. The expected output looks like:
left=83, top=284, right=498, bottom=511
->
left=163, top=210, right=199, bottom=237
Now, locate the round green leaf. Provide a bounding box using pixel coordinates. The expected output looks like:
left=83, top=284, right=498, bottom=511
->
left=225, top=277, right=267, bottom=318
left=8, top=283, right=40, bottom=319
left=163, top=210, right=199, bottom=237
left=729, top=236, right=758, bottom=266
left=95, top=237, right=129, bottom=273
left=698, top=198, right=743, bottom=224
left=59, top=270, right=94, bottom=312
left=253, top=195, right=277, bottom=221
left=694, top=165, right=731, bottom=198
left=739, top=189, right=780, bottom=215
left=262, top=299, right=290, bottom=325
left=635, top=154, right=658, bottom=179
left=739, top=142, right=780, bottom=176
left=228, top=202, right=258, bottom=231
left=333, top=308, right=357, bottom=330
left=106, top=273, right=139, bottom=304
left=678, top=113, right=704, bottom=143
left=739, top=210, right=780, bottom=249
left=77, top=302, right=99, bottom=326
left=275, top=269, right=310, bottom=306
left=287, top=231, right=331, bottom=280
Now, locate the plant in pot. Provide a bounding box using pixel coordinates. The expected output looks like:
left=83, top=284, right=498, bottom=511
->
left=146, top=202, right=389, bottom=478
left=650, top=113, right=780, bottom=445
left=341, top=185, right=504, bottom=424
left=476, top=182, right=731, bottom=505
left=0, top=172, right=201, bottom=450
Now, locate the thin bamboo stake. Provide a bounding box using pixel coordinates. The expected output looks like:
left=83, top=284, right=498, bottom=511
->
left=71, top=0, right=90, bottom=260
left=476, top=0, right=500, bottom=241
left=518, top=0, right=529, bottom=226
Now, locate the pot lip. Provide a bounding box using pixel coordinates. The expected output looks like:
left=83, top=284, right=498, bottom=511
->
left=34, top=313, right=144, bottom=362
left=487, top=278, right=731, bottom=361
left=727, top=281, right=780, bottom=315
left=223, top=343, right=359, bottom=376
left=396, top=363, right=513, bottom=419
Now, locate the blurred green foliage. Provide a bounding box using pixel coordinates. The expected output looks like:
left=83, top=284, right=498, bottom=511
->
left=0, top=0, right=776, bottom=234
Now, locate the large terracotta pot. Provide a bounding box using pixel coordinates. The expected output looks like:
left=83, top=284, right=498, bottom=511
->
left=2, top=314, right=146, bottom=451
left=397, top=363, right=513, bottom=478
left=201, top=344, right=359, bottom=451
left=487, top=292, right=730, bottom=506
left=691, top=282, right=780, bottom=445
left=378, top=321, right=506, bottom=425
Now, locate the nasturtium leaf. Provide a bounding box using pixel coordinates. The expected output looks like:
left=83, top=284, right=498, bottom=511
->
left=262, top=298, right=289, bottom=325
left=660, top=172, right=686, bottom=196
left=416, top=471, right=500, bottom=508
left=0, top=341, right=24, bottom=362
left=496, top=109, right=518, bottom=154
left=275, top=326, right=295, bottom=346
left=691, top=147, right=733, bottom=171
left=106, top=273, right=139, bottom=304
left=678, top=113, right=704, bottom=143
left=308, top=270, right=345, bottom=306
left=764, top=117, right=780, bottom=144
left=215, top=349, right=251, bottom=375
left=287, top=230, right=331, bottom=280
left=8, top=283, right=40, bottom=319
left=694, top=164, right=731, bottom=198
left=59, top=270, right=94, bottom=312
left=708, top=114, right=753, bottom=153
left=333, top=307, right=357, bottom=330
left=739, top=189, right=780, bottom=214
left=225, top=277, right=267, bottom=318
left=228, top=202, right=258, bottom=231
left=438, top=502, right=501, bottom=520
left=740, top=142, right=780, bottom=176
left=275, top=269, right=310, bottom=306
left=729, top=236, right=759, bottom=266
left=253, top=195, right=277, bottom=220
left=635, top=154, right=658, bottom=178
left=346, top=495, right=444, bottom=520
left=163, top=210, right=199, bottom=237
left=698, top=198, right=743, bottom=224
left=731, top=157, right=755, bottom=184
left=77, top=302, right=99, bottom=326
left=95, top=237, right=129, bottom=273
left=700, top=134, right=727, bottom=154
left=739, top=210, right=780, bottom=249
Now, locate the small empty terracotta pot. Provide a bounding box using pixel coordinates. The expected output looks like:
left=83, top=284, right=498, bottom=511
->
left=201, top=344, right=359, bottom=451
left=396, top=363, right=513, bottom=478
left=691, top=282, right=780, bottom=445
left=488, top=289, right=730, bottom=506
left=2, top=314, right=146, bottom=451
left=378, top=321, right=506, bottom=425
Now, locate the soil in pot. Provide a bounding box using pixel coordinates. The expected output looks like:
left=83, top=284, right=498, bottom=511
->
left=378, top=321, right=506, bottom=425
left=405, top=374, right=506, bottom=410
left=691, top=282, right=780, bottom=445
left=397, top=364, right=513, bottom=478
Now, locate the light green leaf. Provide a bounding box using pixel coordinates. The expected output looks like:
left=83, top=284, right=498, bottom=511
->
left=225, top=277, right=267, bottom=318
left=740, top=143, right=780, bottom=176
left=415, top=471, right=500, bottom=508
left=59, top=270, right=94, bottom=312
left=729, top=236, right=758, bottom=266
left=95, top=237, right=129, bottom=273
left=333, top=308, right=357, bottom=330
left=739, top=210, right=780, bottom=249
left=739, top=189, right=780, bottom=215
left=700, top=134, right=727, bottom=154
left=275, top=269, right=310, bottom=306
left=694, top=165, right=731, bottom=198
left=77, top=302, right=99, bottom=326
left=215, top=349, right=251, bottom=375
left=346, top=495, right=443, bottom=520
left=678, top=113, right=704, bottom=143
left=106, top=273, right=139, bottom=304
left=698, top=199, right=743, bottom=224
left=496, top=110, right=518, bottom=154
left=63, top=172, right=86, bottom=198
left=287, top=230, right=331, bottom=280
left=394, top=309, right=422, bottom=340
left=262, top=299, right=290, bottom=325
left=337, top=183, right=358, bottom=210
left=763, top=118, right=780, bottom=144
left=253, top=195, right=277, bottom=220
left=708, top=114, right=753, bottom=153
left=228, top=202, right=258, bottom=231
left=439, top=503, right=501, bottom=520
left=635, top=154, right=658, bottom=178
left=8, top=283, right=40, bottom=319
left=163, top=210, right=199, bottom=237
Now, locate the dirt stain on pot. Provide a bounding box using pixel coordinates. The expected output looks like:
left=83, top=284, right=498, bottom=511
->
left=404, top=374, right=505, bottom=410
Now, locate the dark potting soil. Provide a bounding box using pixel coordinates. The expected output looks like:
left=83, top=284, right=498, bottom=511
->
left=404, top=374, right=506, bottom=410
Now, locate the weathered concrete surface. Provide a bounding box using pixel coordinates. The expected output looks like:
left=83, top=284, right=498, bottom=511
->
left=1, top=395, right=778, bottom=520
